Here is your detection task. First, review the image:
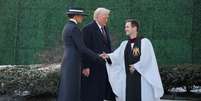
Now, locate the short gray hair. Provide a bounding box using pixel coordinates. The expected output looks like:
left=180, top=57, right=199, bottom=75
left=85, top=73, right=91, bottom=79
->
left=93, top=7, right=110, bottom=20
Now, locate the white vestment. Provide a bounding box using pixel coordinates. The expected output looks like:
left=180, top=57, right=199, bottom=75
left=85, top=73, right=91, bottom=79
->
left=106, top=38, right=164, bottom=101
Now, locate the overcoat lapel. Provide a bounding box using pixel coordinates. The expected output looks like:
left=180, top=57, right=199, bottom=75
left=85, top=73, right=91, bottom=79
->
left=93, top=22, right=109, bottom=44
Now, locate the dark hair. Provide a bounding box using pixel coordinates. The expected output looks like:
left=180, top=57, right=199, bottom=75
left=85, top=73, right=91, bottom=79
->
left=125, top=19, right=139, bottom=32
left=67, top=14, right=75, bottom=18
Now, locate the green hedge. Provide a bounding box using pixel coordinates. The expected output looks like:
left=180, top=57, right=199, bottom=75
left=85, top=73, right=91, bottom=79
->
left=0, top=64, right=200, bottom=96
left=0, top=0, right=201, bottom=65
left=160, top=64, right=201, bottom=93
left=0, top=64, right=59, bottom=96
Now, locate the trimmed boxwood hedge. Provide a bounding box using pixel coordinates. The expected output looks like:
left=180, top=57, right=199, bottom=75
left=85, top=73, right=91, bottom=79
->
left=0, top=64, right=60, bottom=96
left=160, top=64, right=201, bottom=93
left=0, top=64, right=200, bottom=96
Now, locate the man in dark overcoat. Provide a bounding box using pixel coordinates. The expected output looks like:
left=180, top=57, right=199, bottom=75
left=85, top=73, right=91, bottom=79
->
left=81, top=7, right=116, bottom=101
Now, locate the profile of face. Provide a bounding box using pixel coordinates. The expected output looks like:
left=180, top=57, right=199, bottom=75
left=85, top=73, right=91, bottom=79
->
left=97, top=13, right=109, bottom=26
left=124, top=22, right=137, bottom=36
left=75, top=15, right=84, bottom=23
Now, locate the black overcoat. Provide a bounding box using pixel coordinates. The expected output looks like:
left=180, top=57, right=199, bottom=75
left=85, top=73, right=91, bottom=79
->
left=57, top=20, right=100, bottom=101
left=81, top=21, right=115, bottom=101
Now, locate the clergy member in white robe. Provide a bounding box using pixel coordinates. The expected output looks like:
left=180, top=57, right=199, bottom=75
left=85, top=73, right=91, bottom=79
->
left=104, top=19, right=164, bottom=101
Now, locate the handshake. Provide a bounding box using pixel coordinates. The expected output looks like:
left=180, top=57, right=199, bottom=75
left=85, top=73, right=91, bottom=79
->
left=99, top=52, right=109, bottom=60
left=99, top=52, right=112, bottom=64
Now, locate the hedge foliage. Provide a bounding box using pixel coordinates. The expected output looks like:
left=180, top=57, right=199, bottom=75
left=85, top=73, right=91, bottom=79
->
left=160, top=64, right=201, bottom=93
left=0, top=64, right=200, bottom=96
left=0, top=0, right=201, bottom=65
left=0, top=64, right=59, bottom=96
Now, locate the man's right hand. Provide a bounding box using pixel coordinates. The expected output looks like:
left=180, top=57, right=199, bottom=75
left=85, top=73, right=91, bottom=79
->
left=99, top=52, right=109, bottom=60
left=82, top=68, right=90, bottom=77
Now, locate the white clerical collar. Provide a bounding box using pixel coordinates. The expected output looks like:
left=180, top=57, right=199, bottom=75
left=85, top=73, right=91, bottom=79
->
left=69, top=18, right=77, bottom=24
left=131, top=43, right=134, bottom=49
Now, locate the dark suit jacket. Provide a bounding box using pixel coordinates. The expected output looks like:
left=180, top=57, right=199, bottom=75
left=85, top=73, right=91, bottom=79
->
left=81, top=21, right=114, bottom=101
left=57, top=20, right=100, bottom=101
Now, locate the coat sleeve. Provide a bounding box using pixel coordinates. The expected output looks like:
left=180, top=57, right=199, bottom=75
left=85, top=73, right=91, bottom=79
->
left=71, top=27, right=101, bottom=62
left=107, top=42, right=125, bottom=64
left=132, top=38, right=164, bottom=98
left=81, top=27, right=94, bottom=69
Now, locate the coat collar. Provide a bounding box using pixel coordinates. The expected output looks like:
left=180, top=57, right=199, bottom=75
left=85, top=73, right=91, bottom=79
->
left=69, top=19, right=77, bottom=24
left=92, top=21, right=109, bottom=44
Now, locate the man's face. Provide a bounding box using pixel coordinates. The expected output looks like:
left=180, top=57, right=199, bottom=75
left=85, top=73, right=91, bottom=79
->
left=124, top=22, right=137, bottom=36
left=97, top=13, right=109, bottom=26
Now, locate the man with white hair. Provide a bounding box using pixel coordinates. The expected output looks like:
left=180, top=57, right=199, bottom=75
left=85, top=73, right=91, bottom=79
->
left=81, top=7, right=116, bottom=101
